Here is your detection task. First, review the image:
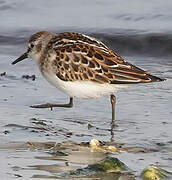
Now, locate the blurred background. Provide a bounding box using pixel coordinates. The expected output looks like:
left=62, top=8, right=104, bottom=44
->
left=1, top=0, right=172, bottom=57
left=0, top=0, right=172, bottom=179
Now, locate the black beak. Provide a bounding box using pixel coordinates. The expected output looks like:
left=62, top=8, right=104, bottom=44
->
left=12, top=52, right=28, bottom=65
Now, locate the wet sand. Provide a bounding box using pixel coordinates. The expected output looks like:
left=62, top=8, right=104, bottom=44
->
left=1, top=45, right=171, bottom=179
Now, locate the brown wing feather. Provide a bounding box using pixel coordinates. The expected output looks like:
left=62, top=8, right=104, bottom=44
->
left=50, top=32, right=163, bottom=84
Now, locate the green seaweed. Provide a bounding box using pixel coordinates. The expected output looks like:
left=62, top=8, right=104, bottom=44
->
left=88, top=157, right=128, bottom=173
left=141, top=165, right=172, bottom=180
left=61, top=157, right=128, bottom=177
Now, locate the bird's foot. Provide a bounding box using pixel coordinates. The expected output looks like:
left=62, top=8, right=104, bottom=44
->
left=30, top=98, right=73, bottom=110
left=30, top=103, right=73, bottom=110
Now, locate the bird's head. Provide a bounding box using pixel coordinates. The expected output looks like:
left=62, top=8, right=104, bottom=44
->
left=12, top=31, right=55, bottom=65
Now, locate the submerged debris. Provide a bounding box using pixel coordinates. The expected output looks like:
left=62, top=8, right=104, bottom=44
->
left=87, top=123, right=94, bottom=129
left=30, top=118, right=48, bottom=126
left=0, top=72, right=6, bottom=76
left=89, top=139, right=124, bottom=153
left=141, top=165, right=172, bottom=180
left=3, top=130, right=10, bottom=134
left=5, top=123, right=47, bottom=131
left=22, top=74, right=36, bottom=81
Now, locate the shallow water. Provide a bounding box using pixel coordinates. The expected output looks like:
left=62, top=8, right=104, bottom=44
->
left=0, top=0, right=172, bottom=179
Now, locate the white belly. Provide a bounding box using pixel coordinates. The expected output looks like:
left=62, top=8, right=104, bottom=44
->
left=42, top=70, right=128, bottom=99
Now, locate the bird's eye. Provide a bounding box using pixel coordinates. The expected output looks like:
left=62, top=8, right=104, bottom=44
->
left=30, top=43, right=34, bottom=48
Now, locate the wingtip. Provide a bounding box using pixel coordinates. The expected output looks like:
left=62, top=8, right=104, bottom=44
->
left=148, top=74, right=166, bottom=82
left=158, top=77, right=166, bottom=82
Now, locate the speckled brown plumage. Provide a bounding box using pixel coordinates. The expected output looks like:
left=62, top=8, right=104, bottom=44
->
left=40, top=32, right=163, bottom=84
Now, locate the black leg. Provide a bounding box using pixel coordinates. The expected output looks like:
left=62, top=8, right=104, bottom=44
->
left=30, top=97, right=73, bottom=110
left=110, top=94, right=116, bottom=141
left=110, top=94, right=116, bottom=124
